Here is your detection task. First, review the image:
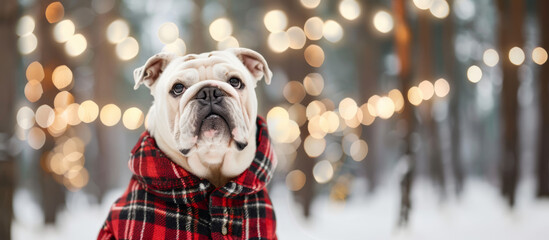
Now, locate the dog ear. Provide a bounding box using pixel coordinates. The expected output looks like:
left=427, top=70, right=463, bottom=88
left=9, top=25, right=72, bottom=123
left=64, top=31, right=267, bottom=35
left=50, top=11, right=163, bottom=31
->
left=226, top=48, right=272, bottom=85
left=133, top=53, right=176, bottom=90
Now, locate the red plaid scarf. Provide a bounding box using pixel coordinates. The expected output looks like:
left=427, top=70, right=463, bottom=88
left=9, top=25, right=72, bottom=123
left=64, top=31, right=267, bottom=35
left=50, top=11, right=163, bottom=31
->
left=98, top=117, right=277, bottom=240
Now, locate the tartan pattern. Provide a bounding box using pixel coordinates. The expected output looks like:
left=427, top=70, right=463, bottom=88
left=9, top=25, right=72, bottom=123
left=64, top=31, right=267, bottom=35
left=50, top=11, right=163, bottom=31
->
left=98, top=117, right=277, bottom=240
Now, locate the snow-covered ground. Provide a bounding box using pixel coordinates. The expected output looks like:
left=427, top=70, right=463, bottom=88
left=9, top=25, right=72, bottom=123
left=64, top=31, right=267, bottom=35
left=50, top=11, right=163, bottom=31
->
left=12, top=178, right=549, bottom=240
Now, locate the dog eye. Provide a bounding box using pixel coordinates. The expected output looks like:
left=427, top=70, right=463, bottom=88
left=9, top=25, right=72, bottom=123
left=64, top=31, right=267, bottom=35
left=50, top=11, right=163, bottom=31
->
left=228, top=77, right=244, bottom=89
left=170, top=83, right=186, bottom=97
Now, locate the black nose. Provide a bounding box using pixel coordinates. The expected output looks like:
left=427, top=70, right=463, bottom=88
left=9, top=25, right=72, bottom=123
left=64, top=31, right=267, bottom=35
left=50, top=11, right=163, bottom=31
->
left=194, top=87, right=226, bottom=104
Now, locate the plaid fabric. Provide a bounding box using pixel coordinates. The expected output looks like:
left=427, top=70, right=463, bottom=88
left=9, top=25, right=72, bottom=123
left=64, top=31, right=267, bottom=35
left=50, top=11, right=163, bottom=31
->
left=98, top=116, right=277, bottom=240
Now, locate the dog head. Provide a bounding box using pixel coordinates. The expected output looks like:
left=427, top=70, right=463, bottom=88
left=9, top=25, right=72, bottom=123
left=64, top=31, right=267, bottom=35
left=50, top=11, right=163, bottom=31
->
left=134, top=48, right=272, bottom=185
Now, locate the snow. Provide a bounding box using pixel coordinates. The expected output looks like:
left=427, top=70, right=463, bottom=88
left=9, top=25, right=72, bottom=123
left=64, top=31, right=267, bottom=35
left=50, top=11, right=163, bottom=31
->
left=12, top=178, right=549, bottom=240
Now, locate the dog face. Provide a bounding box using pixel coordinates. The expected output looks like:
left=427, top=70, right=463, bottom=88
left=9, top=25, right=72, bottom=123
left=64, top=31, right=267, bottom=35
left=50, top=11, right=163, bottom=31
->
left=133, top=48, right=271, bottom=185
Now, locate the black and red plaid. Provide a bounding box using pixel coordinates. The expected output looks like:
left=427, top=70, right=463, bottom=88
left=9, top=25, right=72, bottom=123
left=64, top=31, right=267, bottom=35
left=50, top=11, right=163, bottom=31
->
left=98, top=116, right=277, bottom=240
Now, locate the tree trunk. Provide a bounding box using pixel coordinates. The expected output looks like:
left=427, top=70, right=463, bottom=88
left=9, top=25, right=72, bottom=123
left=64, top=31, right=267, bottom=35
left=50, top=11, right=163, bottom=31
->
left=497, top=0, right=523, bottom=207
left=393, top=0, right=415, bottom=227
left=537, top=0, right=549, bottom=197
left=0, top=0, right=18, bottom=237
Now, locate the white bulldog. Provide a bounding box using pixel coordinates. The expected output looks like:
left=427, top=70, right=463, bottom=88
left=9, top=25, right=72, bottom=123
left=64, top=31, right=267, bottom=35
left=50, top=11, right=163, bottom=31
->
left=133, top=48, right=272, bottom=187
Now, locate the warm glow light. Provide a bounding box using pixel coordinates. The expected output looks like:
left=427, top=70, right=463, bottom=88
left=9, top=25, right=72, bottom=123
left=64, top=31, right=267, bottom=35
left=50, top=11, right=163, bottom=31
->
left=286, top=170, right=306, bottom=191
left=62, top=103, right=81, bottom=126
left=162, top=38, right=187, bottom=56
left=26, top=61, right=44, bottom=82
left=35, top=105, right=55, bottom=128
left=509, top=46, right=525, bottom=66
left=373, top=11, right=394, bottom=33
left=267, top=107, right=290, bottom=126
left=323, top=20, right=343, bottom=43
left=100, top=104, right=121, bottom=126
left=158, top=22, right=179, bottom=44
left=106, top=19, right=130, bottom=44
left=24, top=80, right=43, bottom=102
left=304, top=44, right=325, bottom=67
left=408, top=86, right=424, bottom=106
left=52, top=65, right=73, bottom=90
left=16, top=15, right=35, bottom=36
left=268, top=32, right=290, bottom=53
left=304, top=17, right=324, bottom=40
left=217, top=36, right=239, bottom=50
left=308, top=115, right=327, bottom=139
left=483, top=49, right=499, bottom=67
left=116, top=37, right=139, bottom=60
left=122, top=107, right=144, bottom=130
left=359, top=103, right=375, bottom=125
left=303, top=73, right=324, bottom=96
left=376, top=96, right=395, bottom=119
left=54, top=91, right=74, bottom=110
left=53, top=19, right=75, bottom=43
left=306, top=100, right=326, bottom=119
left=434, top=78, right=450, bottom=97
left=339, top=98, right=358, bottom=120
left=48, top=112, right=68, bottom=137
left=28, top=127, right=46, bottom=150
left=17, top=107, right=35, bottom=130
left=288, top=103, right=307, bottom=126
left=304, top=135, right=326, bottom=157
left=339, top=0, right=361, bottom=21
left=267, top=107, right=300, bottom=143
left=467, top=65, right=482, bottom=83
left=367, top=95, right=380, bottom=117
left=413, top=0, right=433, bottom=10
left=283, top=81, right=306, bottom=104
left=313, top=160, right=334, bottom=183
left=18, top=33, right=37, bottom=55
left=418, top=80, right=434, bottom=100
left=532, top=47, right=548, bottom=65
left=320, top=111, right=339, bottom=133
left=350, top=139, right=368, bottom=161
left=388, top=89, right=404, bottom=112
left=345, top=109, right=362, bottom=128
left=209, top=18, right=233, bottom=41
left=429, top=0, right=450, bottom=19
left=301, top=0, right=321, bottom=9
left=287, top=26, right=306, bottom=49
left=65, top=34, right=87, bottom=57
left=78, top=100, right=99, bottom=123
left=264, top=10, right=288, bottom=33
left=45, top=2, right=64, bottom=23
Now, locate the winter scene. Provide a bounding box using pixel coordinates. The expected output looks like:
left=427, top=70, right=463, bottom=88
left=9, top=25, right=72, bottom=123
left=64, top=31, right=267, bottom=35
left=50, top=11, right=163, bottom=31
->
left=1, top=0, right=549, bottom=239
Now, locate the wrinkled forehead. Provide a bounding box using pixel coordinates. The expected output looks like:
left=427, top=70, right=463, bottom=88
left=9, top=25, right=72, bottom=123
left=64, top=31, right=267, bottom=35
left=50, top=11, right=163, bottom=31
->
left=165, top=51, right=245, bottom=75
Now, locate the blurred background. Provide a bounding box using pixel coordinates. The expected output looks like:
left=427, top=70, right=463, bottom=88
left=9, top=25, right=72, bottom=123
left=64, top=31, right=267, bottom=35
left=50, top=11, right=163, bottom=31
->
left=1, top=0, right=548, bottom=239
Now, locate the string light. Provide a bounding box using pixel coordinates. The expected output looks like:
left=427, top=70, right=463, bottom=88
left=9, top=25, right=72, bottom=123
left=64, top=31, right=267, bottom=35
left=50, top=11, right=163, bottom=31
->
left=78, top=100, right=99, bottom=123
left=122, top=107, right=144, bottom=130
left=376, top=96, right=395, bottom=119
left=388, top=89, right=404, bottom=112
left=434, top=78, right=450, bottom=97
left=418, top=80, right=434, bottom=100
left=100, top=104, right=121, bottom=126
left=408, top=86, right=424, bottom=106
left=508, top=46, right=525, bottom=66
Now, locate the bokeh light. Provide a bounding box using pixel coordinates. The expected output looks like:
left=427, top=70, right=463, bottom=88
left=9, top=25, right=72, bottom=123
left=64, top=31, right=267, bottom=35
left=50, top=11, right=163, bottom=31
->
left=268, top=32, right=290, bottom=53
left=158, top=22, right=179, bottom=44
left=100, top=104, right=122, bottom=126
left=62, top=103, right=81, bottom=126
left=429, top=0, right=450, bottom=19
left=304, top=44, right=325, bottom=67
left=320, top=111, right=340, bottom=133
left=122, top=107, right=144, bottom=130
left=306, top=100, right=326, bottom=119
left=418, top=80, right=434, bottom=100
left=106, top=19, right=130, bottom=44
left=323, top=20, right=343, bottom=43
left=304, top=135, right=326, bottom=157
left=434, top=78, right=450, bottom=97
left=467, top=65, right=482, bottom=83
left=116, top=37, right=139, bottom=60
left=162, top=38, right=187, bottom=56
left=287, top=26, right=307, bottom=50
left=283, top=81, right=306, bottom=104
left=339, top=0, right=361, bottom=21
left=508, top=46, right=525, bottom=66
left=373, top=11, right=394, bottom=34
left=359, top=103, right=375, bottom=125
left=45, top=2, right=64, bottom=23
left=65, top=34, right=87, bottom=57
left=53, top=20, right=75, bottom=43
left=17, top=107, right=35, bottom=130
left=413, top=0, right=433, bottom=10
left=303, top=73, right=324, bottom=96
left=54, top=91, right=74, bottom=110
left=217, top=36, right=239, bottom=50
left=388, top=89, right=404, bottom=112
left=483, top=49, right=499, bottom=67
left=35, top=105, right=55, bottom=128
left=26, top=61, right=44, bottom=82
left=24, top=80, right=43, bottom=102
left=28, top=127, right=46, bottom=150
left=286, top=170, right=306, bottom=191
left=78, top=100, right=99, bottom=123
left=264, top=10, right=288, bottom=33
left=18, top=33, right=37, bottom=55
left=367, top=95, right=380, bottom=117
left=304, top=17, right=324, bottom=40
left=339, top=98, right=358, bottom=120
left=16, top=15, right=35, bottom=36
left=300, top=0, right=321, bottom=9
left=350, top=139, right=368, bottom=161
left=313, top=160, right=334, bottom=183
left=376, top=96, right=395, bottom=119
left=52, top=65, right=73, bottom=90
left=209, top=18, right=233, bottom=41
left=308, top=115, right=327, bottom=139
left=408, top=86, right=424, bottom=106
left=532, top=47, right=548, bottom=65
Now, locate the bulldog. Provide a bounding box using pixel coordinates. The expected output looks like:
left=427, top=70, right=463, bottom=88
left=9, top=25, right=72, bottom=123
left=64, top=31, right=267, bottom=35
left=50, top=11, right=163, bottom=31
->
left=99, top=48, right=278, bottom=240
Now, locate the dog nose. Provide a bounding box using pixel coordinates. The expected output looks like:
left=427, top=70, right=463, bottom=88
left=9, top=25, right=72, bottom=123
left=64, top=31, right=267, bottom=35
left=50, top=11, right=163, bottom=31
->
left=194, top=87, right=226, bottom=103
